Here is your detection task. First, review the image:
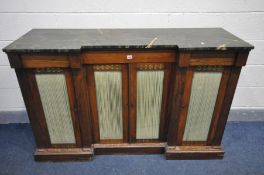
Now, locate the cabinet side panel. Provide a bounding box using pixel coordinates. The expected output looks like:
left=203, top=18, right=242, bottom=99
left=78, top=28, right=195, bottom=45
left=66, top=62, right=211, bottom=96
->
left=94, top=71, right=123, bottom=140
left=183, top=72, right=222, bottom=141
left=136, top=70, right=164, bottom=139
left=35, top=74, right=76, bottom=144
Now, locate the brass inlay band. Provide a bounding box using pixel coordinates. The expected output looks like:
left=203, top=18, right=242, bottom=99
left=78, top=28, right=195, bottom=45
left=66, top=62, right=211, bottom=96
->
left=35, top=68, right=63, bottom=73
left=195, top=66, right=224, bottom=71
left=137, top=64, right=164, bottom=70
left=93, top=64, right=121, bottom=71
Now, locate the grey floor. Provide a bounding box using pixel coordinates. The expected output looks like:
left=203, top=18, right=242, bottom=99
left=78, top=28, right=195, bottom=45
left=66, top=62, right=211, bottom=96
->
left=0, top=110, right=264, bottom=175
left=0, top=122, right=264, bottom=175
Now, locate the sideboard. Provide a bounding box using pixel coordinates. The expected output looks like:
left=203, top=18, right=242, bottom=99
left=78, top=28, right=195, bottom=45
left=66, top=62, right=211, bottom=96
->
left=3, top=28, right=254, bottom=161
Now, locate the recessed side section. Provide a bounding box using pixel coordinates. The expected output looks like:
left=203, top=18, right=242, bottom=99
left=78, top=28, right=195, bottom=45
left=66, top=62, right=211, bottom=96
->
left=183, top=72, right=222, bottom=141
left=35, top=74, right=76, bottom=144
left=94, top=68, right=123, bottom=140
left=94, top=143, right=166, bottom=155
left=82, top=51, right=176, bottom=64
left=136, top=68, right=164, bottom=139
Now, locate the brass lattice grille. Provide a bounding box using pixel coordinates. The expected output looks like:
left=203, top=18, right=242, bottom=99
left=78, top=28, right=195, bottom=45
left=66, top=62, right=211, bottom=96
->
left=183, top=71, right=222, bottom=141
left=94, top=71, right=123, bottom=140
left=35, top=73, right=76, bottom=144
left=136, top=70, right=164, bottom=139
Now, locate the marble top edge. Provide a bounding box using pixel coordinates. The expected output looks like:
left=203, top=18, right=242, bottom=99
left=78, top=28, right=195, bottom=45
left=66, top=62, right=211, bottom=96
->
left=3, top=28, right=254, bottom=53
left=3, top=46, right=253, bottom=54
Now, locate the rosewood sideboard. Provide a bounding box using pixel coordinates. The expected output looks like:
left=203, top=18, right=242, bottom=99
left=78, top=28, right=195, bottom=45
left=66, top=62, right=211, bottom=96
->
left=2, top=28, right=254, bottom=161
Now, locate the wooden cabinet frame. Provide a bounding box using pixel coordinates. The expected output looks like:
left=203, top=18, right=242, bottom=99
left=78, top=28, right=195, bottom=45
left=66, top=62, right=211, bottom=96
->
left=7, top=49, right=250, bottom=160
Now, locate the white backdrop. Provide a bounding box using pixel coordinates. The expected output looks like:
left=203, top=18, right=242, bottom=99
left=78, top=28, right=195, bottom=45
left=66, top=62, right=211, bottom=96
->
left=0, top=0, right=264, bottom=112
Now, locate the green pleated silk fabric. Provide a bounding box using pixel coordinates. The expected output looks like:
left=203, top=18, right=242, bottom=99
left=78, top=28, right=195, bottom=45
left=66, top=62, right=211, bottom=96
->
left=94, top=71, right=123, bottom=140
left=35, top=74, right=76, bottom=144
left=183, top=72, right=222, bottom=141
left=136, top=70, right=164, bottom=139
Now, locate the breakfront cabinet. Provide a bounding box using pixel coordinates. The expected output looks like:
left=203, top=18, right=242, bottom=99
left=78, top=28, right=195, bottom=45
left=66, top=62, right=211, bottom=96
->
left=3, top=28, right=253, bottom=161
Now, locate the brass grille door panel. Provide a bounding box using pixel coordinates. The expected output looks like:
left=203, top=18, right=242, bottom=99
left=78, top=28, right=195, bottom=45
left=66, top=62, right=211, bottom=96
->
left=93, top=65, right=124, bottom=140
left=35, top=73, right=76, bottom=144
left=183, top=72, right=222, bottom=142
left=136, top=70, right=164, bottom=139
left=130, top=63, right=168, bottom=141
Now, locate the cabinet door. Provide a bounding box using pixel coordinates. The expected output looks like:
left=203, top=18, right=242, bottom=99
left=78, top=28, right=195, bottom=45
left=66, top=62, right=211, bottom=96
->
left=181, top=66, right=230, bottom=145
left=87, top=64, right=129, bottom=143
left=129, top=63, right=171, bottom=142
left=28, top=68, right=81, bottom=148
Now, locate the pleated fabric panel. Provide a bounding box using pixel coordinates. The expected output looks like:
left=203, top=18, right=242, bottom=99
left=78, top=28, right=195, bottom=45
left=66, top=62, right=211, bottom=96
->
left=35, top=74, right=76, bottom=144
left=94, top=71, right=123, bottom=140
left=136, top=70, right=164, bottom=139
left=183, top=72, right=222, bottom=141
